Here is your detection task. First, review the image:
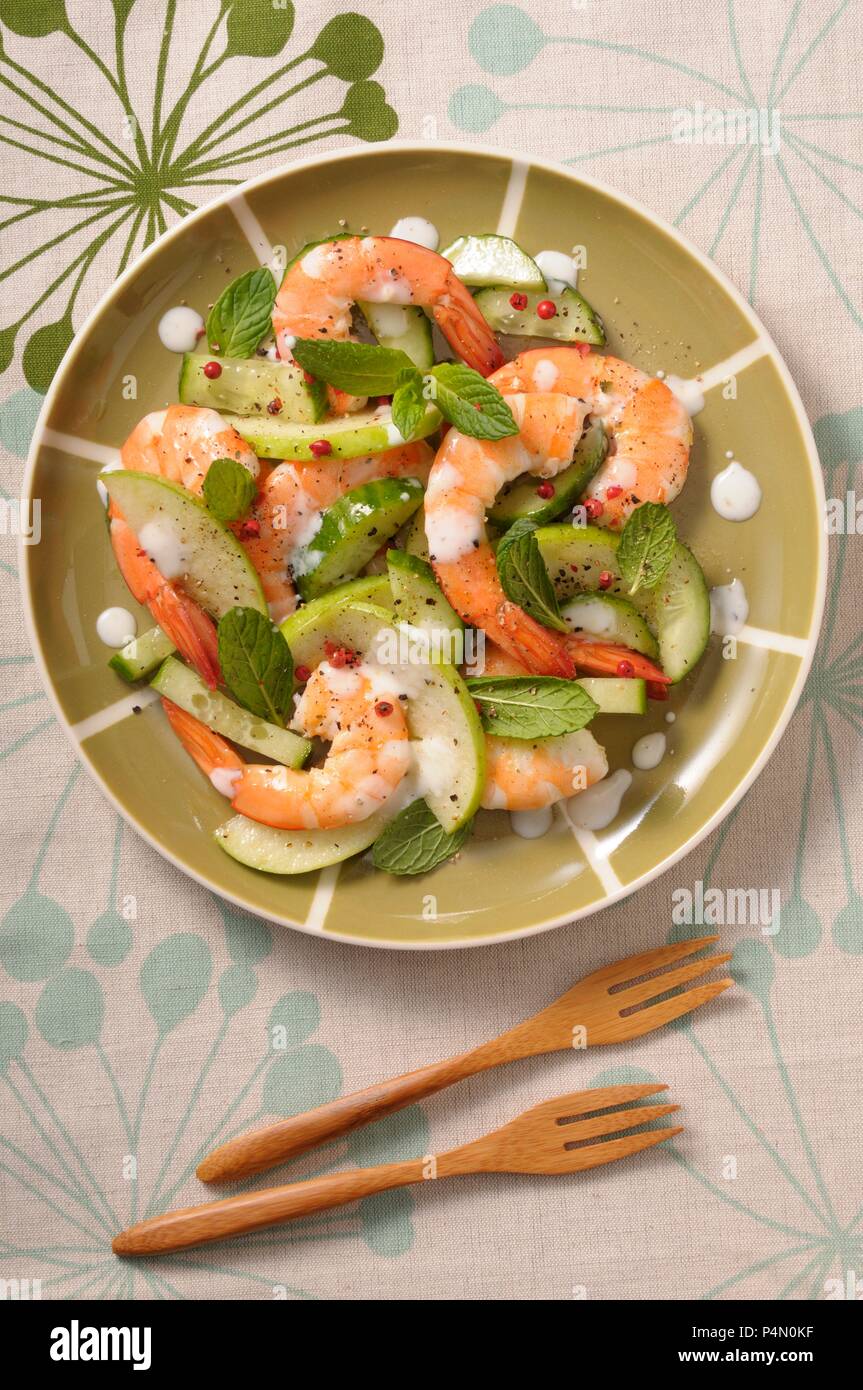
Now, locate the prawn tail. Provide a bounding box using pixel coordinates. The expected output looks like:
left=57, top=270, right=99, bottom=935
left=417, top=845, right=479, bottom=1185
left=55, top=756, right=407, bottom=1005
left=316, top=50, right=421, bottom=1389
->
left=435, top=282, right=505, bottom=377
left=496, top=602, right=576, bottom=677
left=565, top=637, right=671, bottom=684
left=162, top=698, right=243, bottom=778
left=149, top=585, right=222, bottom=690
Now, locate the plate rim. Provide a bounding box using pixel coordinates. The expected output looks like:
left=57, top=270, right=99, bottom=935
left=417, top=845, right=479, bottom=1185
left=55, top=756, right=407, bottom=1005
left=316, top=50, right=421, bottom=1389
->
left=19, top=138, right=827, bottom=951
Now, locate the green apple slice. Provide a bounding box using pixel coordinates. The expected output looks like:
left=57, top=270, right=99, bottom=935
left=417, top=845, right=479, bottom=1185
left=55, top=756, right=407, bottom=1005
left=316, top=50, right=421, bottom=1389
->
left=102, top=470, right=267, bottom=616
left=178, top=353, right=327, bottom=423
left=386, top=548, right=463, bottom=636
left=359, top=302, right=434, bottom=369
left=224, top=401, right=441, bottom=460
left=441, top=234, right=545, bottom=289
left=282, top=598, right=484, bottom=831
left=151, top=656, right=310, bottom=766
left=562, top=593, right=659, bottom=660
left=215, top=805, right=396, bottom=875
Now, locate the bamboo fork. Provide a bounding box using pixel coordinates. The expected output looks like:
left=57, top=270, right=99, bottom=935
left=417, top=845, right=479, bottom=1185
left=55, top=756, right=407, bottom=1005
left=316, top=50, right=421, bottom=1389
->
left=114, top=1084, right=681, bottom=1257
left=198, top=934, right=731, bottom=1184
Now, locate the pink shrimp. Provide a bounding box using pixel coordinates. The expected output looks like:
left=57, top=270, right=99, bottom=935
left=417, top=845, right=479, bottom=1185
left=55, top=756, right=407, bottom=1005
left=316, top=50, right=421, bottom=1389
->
left=273, top=236, right=504, bottom=377
left=120, top=405, right=260, bottom=495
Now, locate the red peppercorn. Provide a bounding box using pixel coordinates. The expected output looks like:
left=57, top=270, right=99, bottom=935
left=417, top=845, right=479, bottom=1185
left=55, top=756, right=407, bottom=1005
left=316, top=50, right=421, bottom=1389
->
left=294, top=664, right=311, bottom=683
left=309, top=439, right=332, bottom=458
left=606, top=484, right=623, bottom=499
left=616, top=659, right=635, bottom=678
left=584, top=498, right=604, bottom=519
left=647, top=680, right=669, bottom=701
left=329, top=647, right=348, bottom=668
left=509, top=292, right=528, bottom=311
left=574, top=342, right=591, bottom=357
left=203, top=360, right=222, bottom=379
left=376, top=396, right=392, bottom=407
left=375, top=700, right=393, bottom=717
left=239, top=518, right=260, bottom=539
left=536, top=481, right=555, bottom=499
left=598, top=570, right=614, bottom=590
left=267, top=398, right=282, bottom=415
left=536, top=299, right=557, bottom=320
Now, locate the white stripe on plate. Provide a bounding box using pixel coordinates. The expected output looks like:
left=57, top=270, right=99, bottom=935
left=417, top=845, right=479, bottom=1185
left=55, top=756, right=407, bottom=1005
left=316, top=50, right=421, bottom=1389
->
left=72, top=686, right=159, bottom=742
left=496, top=160, right=529, bottom=239
left=691, top=339, right=770, bottom=395
left=738, top=624, right=809, bottom=657
left=228, top=192, right=276, bottom=270
left=42, top=429, right=122, bottom=468
left=556, top=804, right=623, bottom=894
left=305, top=864, right=340, bottom=932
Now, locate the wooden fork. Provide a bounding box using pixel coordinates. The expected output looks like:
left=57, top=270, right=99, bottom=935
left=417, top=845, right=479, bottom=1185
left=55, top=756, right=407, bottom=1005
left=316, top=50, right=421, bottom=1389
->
left=114, top=1084, right=681, bottom=1256
left=198, top=934, right=730, bottom=1184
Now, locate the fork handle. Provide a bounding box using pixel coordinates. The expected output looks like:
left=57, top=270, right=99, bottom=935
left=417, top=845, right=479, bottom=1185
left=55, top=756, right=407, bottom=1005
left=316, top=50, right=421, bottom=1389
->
left=113, top=1159, right=427, bottom=1257
left=197, top=1036, right=517, bottom=1183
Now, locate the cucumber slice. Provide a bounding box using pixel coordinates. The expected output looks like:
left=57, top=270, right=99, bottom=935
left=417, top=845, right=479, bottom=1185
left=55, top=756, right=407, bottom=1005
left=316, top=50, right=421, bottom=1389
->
left=295, top=477, right=424, bottom=601
left=109, top=625, right=175, bottom=681
left=400, top=505, right=429, bottom=560
left=441, top=234, right=545, bottom=289
left=280, top=575, right=393, bottom=653
left=152, top=656, right=310, bottom=767
left=535, top=523, right=710, bottom=683
left=225, top=401, right=441, bottom=460
left=283, top=599, right=484, bottom=831
left=577, top=676, right=647, bottom=715
left=102, top=470, right=267, bottom=617
left=386, top=549, right=463, bottom=636
left=562, top=593, right=659, bottom=660
left=474, top=286, right=605, bottom=346
left=489, top=420, right=607, bottom=527
left=178, top=354, right=327, bottom=423
left=215, top=806, right=394, bottom=875
left=359, top=302, right=434, bottom=370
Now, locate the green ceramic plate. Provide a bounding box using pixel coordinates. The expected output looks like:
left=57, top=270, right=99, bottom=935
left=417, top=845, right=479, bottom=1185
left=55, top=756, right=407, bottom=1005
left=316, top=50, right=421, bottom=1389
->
left=21, top=143, right=826, bottom=949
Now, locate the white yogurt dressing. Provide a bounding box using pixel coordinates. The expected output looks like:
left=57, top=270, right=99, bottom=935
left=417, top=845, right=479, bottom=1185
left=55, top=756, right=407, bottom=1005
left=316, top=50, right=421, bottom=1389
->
left=567, top=768, right=632, bottom=830
left=710, top=460, right=762, bottom=521
left=96, top=607, right=137, bottom=648
left=210, top=768, right=241, bottom=798
left=388, top=216, right=439, bottom=251
left=561, top=597, right=617, bottom=638
left=632, top=732, right=667, bottom=771
left=710, top=578, right=749, bottom=636
left=137, top=520, right=187, bottom=580
left=510, top=806, right=555, bottom=839
left=534, top=249, right=578, bottom=295
left=158, top=306, right=204, bottom=353
left=532, top=357, right=560, bottom=391
left=664, top=374, right=705, bottom=416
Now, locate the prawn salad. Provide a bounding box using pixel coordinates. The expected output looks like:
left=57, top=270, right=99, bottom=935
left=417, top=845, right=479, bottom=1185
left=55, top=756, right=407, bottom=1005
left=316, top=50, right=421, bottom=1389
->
left=100, top=230, right=710, bottom=878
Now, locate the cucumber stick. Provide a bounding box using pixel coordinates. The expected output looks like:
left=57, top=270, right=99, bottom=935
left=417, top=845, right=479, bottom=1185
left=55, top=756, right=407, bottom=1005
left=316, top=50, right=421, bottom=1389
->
left=577, top=677, right=647, bottom=715
left=474, top=286, right=605, bottom=345
left=489, top=420, right=608, bottom=527
left=109, top=626, right=175, bottom=681
left=178, top=354, right=326, bottom=423
left=152, top=656, right=310, bottom=767
left=359, top=302, right=433, bottom=370
left=295, top=477, right=424, bottom=601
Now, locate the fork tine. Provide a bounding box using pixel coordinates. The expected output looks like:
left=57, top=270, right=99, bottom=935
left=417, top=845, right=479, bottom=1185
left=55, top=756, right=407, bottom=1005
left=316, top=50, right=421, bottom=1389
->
left=582, top=934, right=721, bottom=990
left=561, top=1102, right=679, bottom=1142
left=613, top=977, right=733, bottom=1040
left=525, top=1082, right=669, bottom=1125
left=563, top=1124, right=683, bottom=1173
left=612, top=952, right=733, bottom=1011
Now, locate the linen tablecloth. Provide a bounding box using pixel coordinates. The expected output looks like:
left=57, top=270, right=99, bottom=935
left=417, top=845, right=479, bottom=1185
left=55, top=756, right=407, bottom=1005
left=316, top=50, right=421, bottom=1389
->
left=1, top=1, right=861, bottom=1301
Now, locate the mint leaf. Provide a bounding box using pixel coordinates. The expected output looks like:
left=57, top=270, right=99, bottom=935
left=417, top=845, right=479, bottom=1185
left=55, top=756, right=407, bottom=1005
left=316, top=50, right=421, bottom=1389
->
left=207, top=267, right=276, bottom=358
left=391, top=367, right=426, bottom=440
left=496, top=518, right=568, bottom=632
left=217, top=608, right=293, bottom=725
left=291, top=338, right=416, bottom=396
left=371, top=799, right=472, bottom=875
left=618, top=502, right=677, bottom=595
left=202, top=457, right=256, bottom=523
left=466, top=676, right=598, bottom=738
left=427, top=363, right=518, bottom=440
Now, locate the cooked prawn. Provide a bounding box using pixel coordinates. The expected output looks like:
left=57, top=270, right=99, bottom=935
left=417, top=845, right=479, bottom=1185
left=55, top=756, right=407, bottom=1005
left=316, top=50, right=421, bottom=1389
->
left=120, top=405, right=260, bottom=494
left=162, top=660, right=411, bottom=830
left=491, top=347, right=692, bottom=529
left=482, top=728, right=608, bottom=811
left=110, top=512, right=221, bottom=688
left=245, top=441, right=434, bottom=622
left=425, top=393, right=670, bottom=682
left=273, top=235, right=504, bottom=377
